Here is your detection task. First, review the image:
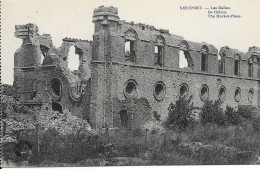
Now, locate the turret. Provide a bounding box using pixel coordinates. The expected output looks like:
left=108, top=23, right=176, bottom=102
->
left=92, top=6, right=119, bottom=27
left=15, top=23, right=39, bottom=46
left=91, top=6, right=120, bottom=61
left=14, top=23, right=41, bottom=68
left=90, top=6, right=120, bottom=130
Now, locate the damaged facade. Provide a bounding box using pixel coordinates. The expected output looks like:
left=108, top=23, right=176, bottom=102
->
left=13, top=6, right=260, bottom=131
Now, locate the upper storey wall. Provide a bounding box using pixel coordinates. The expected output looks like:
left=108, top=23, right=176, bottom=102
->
left=219, top=46, right=260, bottom=78
left=92, top=6, right=260, bottom=79
left=120, top=23, right=218, bottom=73
left=92, top=6, right=219, bottom=74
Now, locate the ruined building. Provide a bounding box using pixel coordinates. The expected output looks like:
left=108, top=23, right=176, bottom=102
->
left=13, top=6, right=260, bottom=131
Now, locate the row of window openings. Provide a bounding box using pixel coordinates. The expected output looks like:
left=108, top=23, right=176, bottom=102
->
left=180, top=85, right=253, bottom=103
left=124, top=80, right=254, bottom=103
left=234, top=60, right=253, bottom=77
left=222, top=60, right=254, bottom=77
left=40, top=43, right=254, bottom=77
left=48, top=77, right=254, bottom=104
left=125, top=41, right=208, bottom=71
left=125, top=42, right=255, bottom=77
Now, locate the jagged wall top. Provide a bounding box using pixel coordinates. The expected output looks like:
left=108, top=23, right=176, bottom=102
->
left=14, top=7, right=260, bottom=60
left=249, top=46, right=260, bottom=56
left=219, top=46, right=260, bottom=62
left=15, top=23, right=53, bottom=48
left=92, top=6, right=218, bottom=55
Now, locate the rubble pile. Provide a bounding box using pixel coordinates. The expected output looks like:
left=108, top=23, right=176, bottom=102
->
left=2, top=95, right=36, bottom=143
left=2, top=94, right=93, bottom=140
left=36, top=109, right=91, bottom=135
left=3, top=118, right=35, bottom=134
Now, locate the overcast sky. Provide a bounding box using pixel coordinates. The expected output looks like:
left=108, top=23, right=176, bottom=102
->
left=2, top=0, right=260, bottom=84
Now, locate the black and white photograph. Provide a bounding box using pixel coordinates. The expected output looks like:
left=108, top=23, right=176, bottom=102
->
left=1, top=0, right=260, bottom=167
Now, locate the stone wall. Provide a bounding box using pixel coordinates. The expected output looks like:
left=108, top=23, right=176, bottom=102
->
left=112, top=64, right=258, bottom=119
left=89, top=6, right=260, bottom=130
left=12, top=6, right=260, bottom=131
left=13, top=23, right=92, bottom=120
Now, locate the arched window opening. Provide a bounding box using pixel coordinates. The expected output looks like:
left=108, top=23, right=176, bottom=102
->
left=126, top=82, right=135, bottom=94
left=125, top=29, right=137, bottom=63
left=52, top=102, right=63, bottom=114
left=234, top=60, right=239, bottom=75
left=124, top=40, right=136, bottom=62
left=154, top=36, right=165, bottom=66
left=30, top=80, right=38, bottom=99
left=234, top=55, right=240, bottom=76
left=67, top=46, right=80, bottom=71
left=125, top=41, right=130, bottom=55
left=119, top=110, right=128, bottom=128
left=200, top=85, right=209, bottom=101
left=219, top=46, right=229, bottom=74
left=201, top=54, right=207, bottom=71
left=155, top=46, right=163, bottom=66
left=180, top=83, right=189, bottom=98
left=179, top=41, right=194, bottom=69
left=179, top=51, right=188, bottom=68
left=51, top=80, right=61, bottom=96
left=234, top=88, right=241, bottom=102
left=40, top=45, right=49, bottom=65
left=68, top=82, right=83, bottom=102
left=218, top=86, right=226, bottom=102
left=50, top=78, right=62, bottom=100
left=154, top=82, right=166, bottom=101
left=201, top=46, right=208, bottom=72
left=40, top=53, right=45, bottom=65
left=218, top=59, right=225, bottom=74
left=124, top=79, right=137, bottom=98
left=248, top=58, right=253, bottom=77
left=248, top=89, right=254, bottom=104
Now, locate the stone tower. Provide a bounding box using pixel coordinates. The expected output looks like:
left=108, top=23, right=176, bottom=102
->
left=90, top=6, right=120, bottom=130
